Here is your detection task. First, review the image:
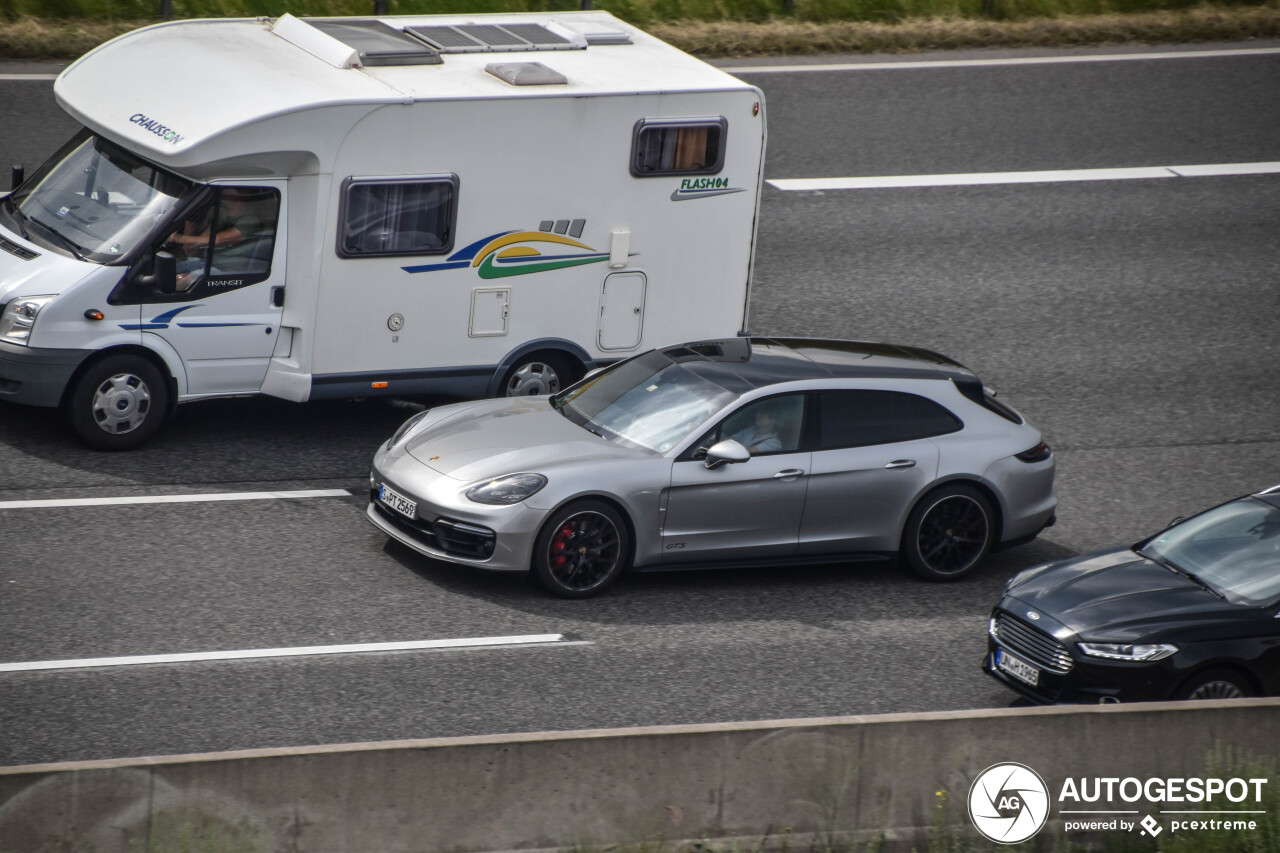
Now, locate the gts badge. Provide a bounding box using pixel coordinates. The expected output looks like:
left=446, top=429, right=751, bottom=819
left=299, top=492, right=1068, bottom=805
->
left=665, top=542, right=686, bottom=550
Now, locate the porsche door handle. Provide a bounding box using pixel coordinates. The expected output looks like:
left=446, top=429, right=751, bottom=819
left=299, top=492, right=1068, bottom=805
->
left=884, top=459, right=916, bottom=469
left=773, top=469, right=806, bottom=480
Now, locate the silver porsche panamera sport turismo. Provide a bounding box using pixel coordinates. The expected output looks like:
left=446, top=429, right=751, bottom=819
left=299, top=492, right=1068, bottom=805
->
left=367, top=337, right=1058, bottom=597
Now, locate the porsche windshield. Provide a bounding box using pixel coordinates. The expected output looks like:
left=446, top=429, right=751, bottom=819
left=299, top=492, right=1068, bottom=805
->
left=554, top=351, right=734, bottom=454
left=3, top=130, right=192, bottom=263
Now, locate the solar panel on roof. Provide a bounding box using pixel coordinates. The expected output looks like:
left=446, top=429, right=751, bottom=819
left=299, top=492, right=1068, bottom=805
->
left=408, top=25, right=486, bottom=51
left=500, top=23, right=571, bottom=46
left=304, top=19, right=442, bottom=65
left=460, top=24, right=525, bottom=47
left=406, top=22, right=584, bottom=53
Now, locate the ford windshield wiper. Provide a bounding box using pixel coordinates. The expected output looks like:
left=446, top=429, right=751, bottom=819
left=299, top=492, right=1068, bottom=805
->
left=1140, top=548, right=1225, bottom=599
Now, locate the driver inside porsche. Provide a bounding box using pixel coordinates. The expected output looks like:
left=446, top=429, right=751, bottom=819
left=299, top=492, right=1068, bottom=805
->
left=727, top=396, right=802, bottom=455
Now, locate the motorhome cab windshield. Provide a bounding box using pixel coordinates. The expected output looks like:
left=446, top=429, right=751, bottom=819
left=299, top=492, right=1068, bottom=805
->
left=0, top=11, right=765, bottom=449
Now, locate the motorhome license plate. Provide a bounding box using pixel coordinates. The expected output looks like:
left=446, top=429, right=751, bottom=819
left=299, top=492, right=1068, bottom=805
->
left=996, top=650, right=1040, bottom=687
left=378, top=484, right=417, bottom=519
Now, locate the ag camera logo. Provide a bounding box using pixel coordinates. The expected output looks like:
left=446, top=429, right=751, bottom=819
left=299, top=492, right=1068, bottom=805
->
left=969, top=762, right=1050, bottom=844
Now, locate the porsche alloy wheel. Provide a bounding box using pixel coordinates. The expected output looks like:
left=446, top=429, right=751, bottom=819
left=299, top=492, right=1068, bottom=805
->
left=533, top=501, right=631, bottom=598
left=904, top=484, right=994, bottom=581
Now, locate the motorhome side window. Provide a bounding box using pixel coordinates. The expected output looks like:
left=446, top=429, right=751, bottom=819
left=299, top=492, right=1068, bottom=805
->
left=339, top=176, right=458, bottom=258
left=631, top=118, right=727, bottom=177
left=155, top=185, right=280, bottom=298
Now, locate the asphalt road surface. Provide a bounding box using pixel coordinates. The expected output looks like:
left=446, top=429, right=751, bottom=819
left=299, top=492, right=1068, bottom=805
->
left=1, top=43, right=1278, bottom=766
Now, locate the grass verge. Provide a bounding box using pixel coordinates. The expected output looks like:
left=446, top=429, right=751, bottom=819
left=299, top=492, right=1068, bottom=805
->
left=0, top=2, right=1276, bottom=59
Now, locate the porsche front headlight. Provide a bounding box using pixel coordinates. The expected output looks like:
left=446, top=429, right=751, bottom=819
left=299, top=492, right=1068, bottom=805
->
left=388, top=410, right=431, bottom=449
left=465, top=473, right=547, bottom=505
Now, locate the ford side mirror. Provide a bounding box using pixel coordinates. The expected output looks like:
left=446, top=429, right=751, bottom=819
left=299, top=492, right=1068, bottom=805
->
left=139, top=250, right=178, bottom=295
left=10, top=164, right=23, bottom=191
left=704, top=438, right=749, bottom=469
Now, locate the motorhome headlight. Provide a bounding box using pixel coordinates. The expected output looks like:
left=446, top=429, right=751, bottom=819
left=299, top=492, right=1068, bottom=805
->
left=465, top=473, right=547, bottom=505
left=0, top=295, right=56, bottom=345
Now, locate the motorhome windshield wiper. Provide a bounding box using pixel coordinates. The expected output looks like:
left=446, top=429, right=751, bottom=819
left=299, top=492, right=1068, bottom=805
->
left=29, top=219, right=87, bottom=261
left=5, top=199, right=31, bottom=241
left=1140, top=548, right=1225, bottom=599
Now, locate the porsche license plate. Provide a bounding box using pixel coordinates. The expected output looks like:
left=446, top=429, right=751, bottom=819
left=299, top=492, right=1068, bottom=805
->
left=378, top=484, right=417, bottom=519
left=996, top=649, right=1040, bottom=687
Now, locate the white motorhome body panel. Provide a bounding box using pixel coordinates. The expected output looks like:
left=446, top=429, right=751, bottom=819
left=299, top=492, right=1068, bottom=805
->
left=308, top=88, right=763, bottom=385
left=22, top=11, right=764, bottom=430
left=54, top=12, right=754, bottom=176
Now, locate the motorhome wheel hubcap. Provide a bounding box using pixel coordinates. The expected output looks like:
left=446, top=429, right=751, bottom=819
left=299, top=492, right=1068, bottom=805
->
left=92, top=373, right=152, bottom=434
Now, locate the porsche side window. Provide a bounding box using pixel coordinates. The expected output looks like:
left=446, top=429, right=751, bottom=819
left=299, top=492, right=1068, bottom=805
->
left=339, top=175, right=458, bottom=258
left=719, top=396, right=805, bottom=455
left=631, top=118, right=727, bottom=177
left=818, top=390, right=961, bottom=449
left=683, top=394, right=805, bottom=460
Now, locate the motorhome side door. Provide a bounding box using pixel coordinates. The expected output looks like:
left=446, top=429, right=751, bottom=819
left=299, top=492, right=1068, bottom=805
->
left=598, top=271, right=646, bottom=351
left=139, top=182, right=287, bottom=396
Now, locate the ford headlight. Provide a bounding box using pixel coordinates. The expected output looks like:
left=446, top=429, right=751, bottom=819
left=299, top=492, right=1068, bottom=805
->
left=465, top=473, right=547, bottom=505
left=1078, top=642, right=1178, bottom=662
left=0, top=295, right=56, bottom=345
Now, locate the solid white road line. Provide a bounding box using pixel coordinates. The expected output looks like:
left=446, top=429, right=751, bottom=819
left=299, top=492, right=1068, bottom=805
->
left=0, top=488, right=357, bottom=510
left=767, top=162, right=1280, bottom=191
left=0, top=634, right=578, bottom=673
left=721, top=46, right=1280, bottom=74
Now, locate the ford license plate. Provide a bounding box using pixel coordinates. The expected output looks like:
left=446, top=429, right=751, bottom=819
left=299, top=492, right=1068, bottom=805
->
left=996, top=649, right=1040, bottom=687
left=378, top=483, right=417, bottom=519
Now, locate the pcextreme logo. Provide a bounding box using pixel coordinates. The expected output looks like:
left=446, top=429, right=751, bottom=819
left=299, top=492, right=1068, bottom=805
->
left=403, top=219, right=630, bottom=279
left=969, top=763, right=1051, bottom=844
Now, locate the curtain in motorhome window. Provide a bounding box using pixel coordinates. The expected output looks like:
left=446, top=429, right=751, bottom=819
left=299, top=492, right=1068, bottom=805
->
left=631, top=119, right=726, bottom=176
left=339, top=176, right=457, bottom=257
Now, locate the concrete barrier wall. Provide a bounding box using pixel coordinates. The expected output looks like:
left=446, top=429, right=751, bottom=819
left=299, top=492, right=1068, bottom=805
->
left=3, top=698, right=1278, bottom=853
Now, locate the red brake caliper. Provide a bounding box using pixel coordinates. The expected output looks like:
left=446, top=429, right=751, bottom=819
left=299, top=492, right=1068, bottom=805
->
left=551, top=524, right=573, bottom=567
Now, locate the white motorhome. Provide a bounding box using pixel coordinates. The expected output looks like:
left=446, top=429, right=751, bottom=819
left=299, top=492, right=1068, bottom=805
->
left=0, top=12, right=765, bottom=448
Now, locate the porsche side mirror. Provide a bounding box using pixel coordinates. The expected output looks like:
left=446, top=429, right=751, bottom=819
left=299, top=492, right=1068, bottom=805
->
left=704, top=439, right=749, bottom=469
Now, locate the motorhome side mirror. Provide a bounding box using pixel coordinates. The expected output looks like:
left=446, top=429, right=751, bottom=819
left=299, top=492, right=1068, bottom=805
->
left=138, top=250, right=178, bottom=295
left=704, top=439, right=750, bottom=469
left=10, top=164, right=23, bottom=191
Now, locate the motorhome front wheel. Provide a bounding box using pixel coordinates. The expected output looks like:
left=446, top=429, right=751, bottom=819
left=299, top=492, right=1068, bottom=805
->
left=66, top=355, right=169, bottom=451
